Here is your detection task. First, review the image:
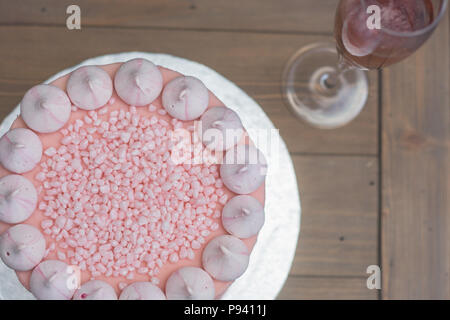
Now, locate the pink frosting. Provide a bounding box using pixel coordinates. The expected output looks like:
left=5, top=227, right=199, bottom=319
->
left=0, top=63, right=265, bottom=299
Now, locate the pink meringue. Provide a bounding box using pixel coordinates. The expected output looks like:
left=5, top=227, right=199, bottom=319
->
left=202, top=235, right=249, bottom=281
left=20, top=84, right=71, bottom=133
left=30, top=260, right=77, bottom=300
left=200, top=106, right=244, bottom=151
left=165, top=267, right=215, bottom=300
left=222, top=195, right=265, bottom=239
left=73, top=280, right=117, bottom=300
left=162, top=76, right=209, bottom=121
left=67, top=66, right=113, bottom=110
left=119, top=282, right=166, bottom=300
left=0, top=128, right=42, bottom=173
left=0, top=224, right=45, bottom=271
left=114, top=58, right=163, bottom=106
left=220, top=144, right=267, bottom=194
left=0, top=174, right=37, bottom=224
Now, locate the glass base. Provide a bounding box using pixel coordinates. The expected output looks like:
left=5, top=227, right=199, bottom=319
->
left=282, top=43, right=368, bottom=129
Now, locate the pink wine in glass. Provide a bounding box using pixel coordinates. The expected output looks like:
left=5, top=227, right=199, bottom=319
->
left=335, top=0, right=435, bottom=69
left=282, top=0, right=447, bottom=129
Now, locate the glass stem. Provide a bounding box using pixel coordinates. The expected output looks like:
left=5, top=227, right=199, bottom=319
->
left=321, top=73, right=339, bottom=89
left=321, top=52, right=354, bottom=90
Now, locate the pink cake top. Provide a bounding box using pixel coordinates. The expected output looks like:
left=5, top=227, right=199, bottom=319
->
left=0, top=60, right=266, bottom=300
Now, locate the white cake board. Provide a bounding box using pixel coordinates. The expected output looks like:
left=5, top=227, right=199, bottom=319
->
left=0, top=52, right=301, bottom=300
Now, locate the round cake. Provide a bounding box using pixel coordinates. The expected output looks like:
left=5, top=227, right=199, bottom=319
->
left=0, top=58, right=267, bottom=300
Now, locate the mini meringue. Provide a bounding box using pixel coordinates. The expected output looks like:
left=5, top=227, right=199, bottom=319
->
left=114, top=58, right=163, bottom=106
left=73, top=280, right=117, bottom=300
left=162, top=76, right=209, bottom=121
left=0, top=128, right=42, bottom=174
left=119, top=282, right=166, bottom=300
left=30, top=260, right=77, bottom=300
left=20, top=84, right=71, bottom=133
left=0, top=174, right=37, bottom=224
left=202, top=235, right=249, bottom=282
left=222, top=195, right=265, bottom=238
left=200, top=106, right=244, bottom=151
left=220, top=144, right=267, bottom=194
left=67, top=66, right=113, bottom=110
left=0, top=224, right=45, bottom=271
left=165, top=267, right=215, bottom=300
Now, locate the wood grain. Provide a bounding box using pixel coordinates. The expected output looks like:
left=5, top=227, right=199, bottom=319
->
left=0, top=96, right=20, bottom=121
left=277, top=276, right=378, bottom=299
left=0, top=25, right=378, bottom=155
left=0, top=0, right=337, bottom=34
left=291, top=155, right=378, bottom=277
left=381, top=10, right=450, bottom=299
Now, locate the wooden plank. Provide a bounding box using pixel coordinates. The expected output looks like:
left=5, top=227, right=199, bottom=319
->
left=0, top=0, right=336, bottom=34
left=381, top=11, right=450, bottom=299
left=291, top=155, right=378, bottom=277
left=278, top=276, right=378, bottom=299
left=0, top=25, right=378, bottom=155
left=0, top=96, right=21, bottom=121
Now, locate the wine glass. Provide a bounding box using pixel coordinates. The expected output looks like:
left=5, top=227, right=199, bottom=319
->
left=282, top=0, right=448, bottom=129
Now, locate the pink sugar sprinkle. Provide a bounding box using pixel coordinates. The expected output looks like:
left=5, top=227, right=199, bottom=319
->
left=191, top=240, right=201, bottom=250
left=118, top=282, right=127, bottom=290
left=57, top=251, right=66, bottom=260
left=44, top=147, right=57, bottom=157
left=36, top=104, right=227, bottom=282
left=41, top=219, right=53, bottom=229
left=219, top=194, right=228, bottom=205
left=99, top=106, right=108, bottom=115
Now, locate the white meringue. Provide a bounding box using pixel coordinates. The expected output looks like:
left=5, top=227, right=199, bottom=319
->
left=202, top=235, right=249, bottom=282
left=30, top=260, right=77, bottom=300
left=0, top=224, right=45, bottom=271
left=73, top=280, right=117, bottom=300
left=20, top=84, right=71, bottom=133
left=165, top=267, right=215, bottom=300
left=0, top=128, right=42, bottom=174
left=67, top=66, right=113, bottom=110
left=220, top=144, right=267, bottom=194
left=119, top=281, right=166, bottom=300
left=114, top=58, right=163, bottom=106
left=162, top=76, right=209, bottom=121
left=200, top=106, right=244, bottom=151
left=0, top=174, right=37, bottom=224
left=222, top=195, right=265, bottom=238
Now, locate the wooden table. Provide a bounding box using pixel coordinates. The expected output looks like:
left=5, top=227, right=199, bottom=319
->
left=0, top=1, right=448, bottom=299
